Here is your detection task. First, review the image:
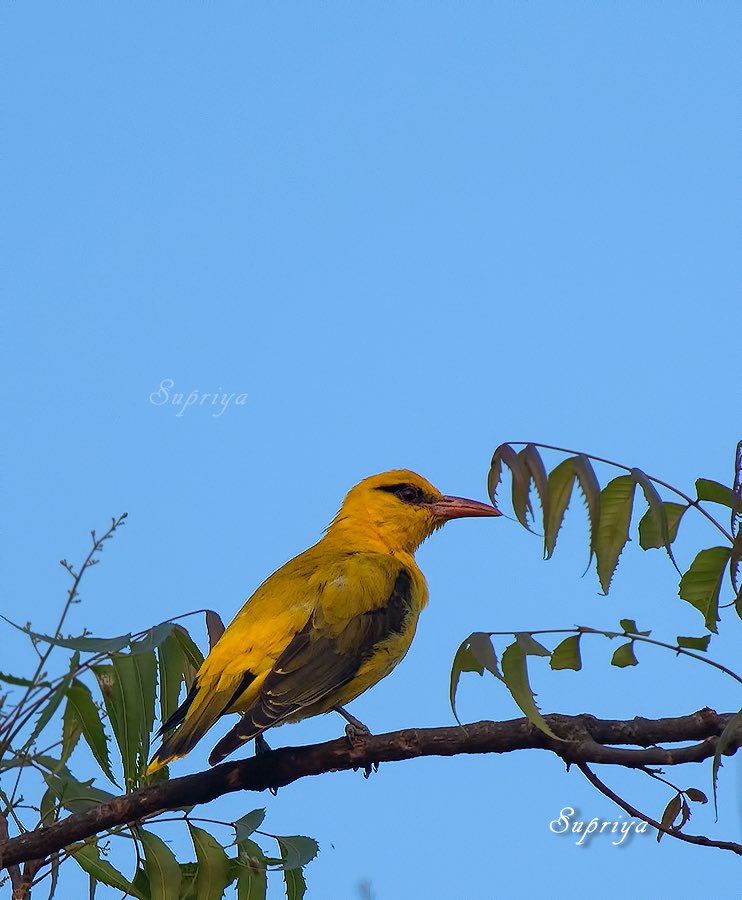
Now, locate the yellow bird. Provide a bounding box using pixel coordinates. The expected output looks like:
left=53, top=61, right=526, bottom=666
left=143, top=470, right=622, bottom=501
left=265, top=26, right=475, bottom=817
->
left=147, top=470, right=500, bottom=773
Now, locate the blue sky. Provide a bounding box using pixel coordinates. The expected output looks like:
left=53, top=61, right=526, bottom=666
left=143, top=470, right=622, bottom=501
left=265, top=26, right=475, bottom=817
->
left=3, top=2, right=740, bottom=897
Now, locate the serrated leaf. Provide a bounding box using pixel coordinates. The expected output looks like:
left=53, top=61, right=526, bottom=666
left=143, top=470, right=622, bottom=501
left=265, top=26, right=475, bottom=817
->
left=550, top=635, right=582, bottom=671
left=489, top=444, right=533, bottom=530
left=43, top=771, right=115, bottom=813
left=730, top=532, right=742, bottom=597
left=696, top=478, right=738, bottom=509
left=595, top=476, right=636, bottom=593
left=234, top=809, right=267, bottom=842
left=139, top=828, right=182, bottom=900
left=172, top=626, right=204, bottom=690
left=205, top=611, right=226, bottom=651
left=522, top=444, right=550, bottom=535
left=61, top=695, right=83, bottom=763
left=572, top=455, right=601, bottom=562
left=30, top=651, right=80, bottom=745
left=157, top=633, right=187, bottom=727
left=469, top=632, right=503, bottom=679
left=236, top=839, right=268, bottom=900
left=188, top=824, right=233, bottom=900
left=449, top=639, right=484, bottom=723
left=0, top=671, right=49, bottom=687
left=94, top=651, right=157, bottom=790
left=274, top=836, right=319, bottom=871
left=65, top=680, right=116, bottom=784
left=0, top=618, right=132, bottom=653
left=712, top=707, right=742, bottom=814
left=611, top=642, right=638, bottom=668
left=129, top=622, right=176, bottom=655
left=283, top=865, right=307, bottom=900
left=678, top=547, right=730, bottom=633
left=631, top=470, right=680, bottom=570
left=544, top=457, right=577, bottom=559
left=501, top=641, right=561, bottom=739
left=638, top=501, right=687, bottom=552
left=685, top=788, right=708, bottom=804
left=70, top=843, right=144, bottom=898
left=515, top=633, right=550, bottom=657
left=676, top=635, right=711, bottom=651
left=657, top=794, right=682, bottom=842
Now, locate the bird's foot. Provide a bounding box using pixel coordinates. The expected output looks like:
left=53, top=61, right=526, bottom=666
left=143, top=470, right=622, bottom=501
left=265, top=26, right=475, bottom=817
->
left=255, top=733, right=278, bottom=795
left=254, top=733, right=272, bottom=756
left=332, top=706, right=378, bottom=777
left=333, top=705, right=371, bottom=742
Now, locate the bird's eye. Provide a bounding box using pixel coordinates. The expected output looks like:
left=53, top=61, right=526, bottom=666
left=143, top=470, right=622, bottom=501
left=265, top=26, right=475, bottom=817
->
left=397, top=485, right=422, bottom=503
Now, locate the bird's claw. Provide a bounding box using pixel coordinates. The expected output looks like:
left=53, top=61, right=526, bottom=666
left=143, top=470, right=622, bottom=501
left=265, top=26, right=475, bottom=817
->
left=344, top=721, right=371, bottom=746
left=255, top=734, right=279, bottom=795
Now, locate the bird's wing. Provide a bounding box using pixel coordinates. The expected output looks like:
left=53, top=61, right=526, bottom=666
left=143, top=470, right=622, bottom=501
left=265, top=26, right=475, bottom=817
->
left=207, top=565, right=415, bottom=763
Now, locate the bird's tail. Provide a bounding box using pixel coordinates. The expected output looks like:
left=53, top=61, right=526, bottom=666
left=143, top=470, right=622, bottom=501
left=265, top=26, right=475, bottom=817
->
left=146, top=671, right=255, bottom=774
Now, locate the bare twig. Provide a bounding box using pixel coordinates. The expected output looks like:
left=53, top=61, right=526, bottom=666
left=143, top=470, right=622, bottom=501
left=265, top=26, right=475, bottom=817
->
left=577, top=762, right=742, bottom=855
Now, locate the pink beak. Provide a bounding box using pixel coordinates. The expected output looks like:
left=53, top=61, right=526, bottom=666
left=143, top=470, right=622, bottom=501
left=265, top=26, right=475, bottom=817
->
left=427, top=495, right=502, bottom=521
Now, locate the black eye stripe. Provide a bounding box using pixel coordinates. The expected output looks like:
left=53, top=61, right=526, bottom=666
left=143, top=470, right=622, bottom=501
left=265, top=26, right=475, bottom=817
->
left=375, top=483, right=430, bottom=504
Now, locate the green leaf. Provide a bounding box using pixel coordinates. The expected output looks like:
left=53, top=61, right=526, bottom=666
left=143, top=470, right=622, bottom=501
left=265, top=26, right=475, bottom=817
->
left=61, top=694, right=83, bottom=763
left=70, top=842, right=144, bottom=898
left=236, top=839, right=268, bottom=900
left=188, top=824, right=233, bottom=900
left=685, top=788, right=708, bottom=804
left=521, top=444, right=550, bottom=536
left=179, top=862, right=199, bottom=900
left=234, top=809, right=267, bottom=842
left=638, top=501, right=687, bottom=551
left=0, top=619, right=132, bottom=653
left=274, top=836, right=319, bottom=871
left=611, top=642, right=638, bottom=668
left=515, top=633, right=550, bottom=657
left=618, top=618, right=649, bottom=636
left=65, top=680, right=116, bottom=784
left=282, top=865, right=307, bottom=900
left=469, top=632, right=502, bottom=679
left=595, top=475, right=636, bottom=593
left=0, top=671, right=49, bottom=687
left=676, top=635, right=711, bottom=651
left=172, top=626, right=205, bottom=690
left=657, top=794, right=682, bottom=842
left=696, top=478, right=738, bottom=510
left=449, top=639, right=484, bottom=723
left=678, top=547, right=731, bottom=633
left=501, top=640, right=561, bottom=740
left=489, top=443, right=533, bottom=530
left=157, top=633, right=188, bottom=727
left=550, top=635, right=582, bottom=671
left=129, top=622, right=176, bottom=655
left=30, top=651, right=80, bottom=745
left=43, top=771, right=116, bottom=813
left=139, top=828, right=183, bottom=900
left=94, top=650, right=157, bottom=790
left=544, top=457, right=576, bottom=559
left=631, top=470, right=680, bottom=570
left=572, top=455, right=601, bottom=562
left=712, top=707, right=742, bottom=814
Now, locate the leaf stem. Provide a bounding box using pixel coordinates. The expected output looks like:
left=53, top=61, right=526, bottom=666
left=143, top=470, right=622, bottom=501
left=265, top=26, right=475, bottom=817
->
left=507, top=442, right=734, bottom=542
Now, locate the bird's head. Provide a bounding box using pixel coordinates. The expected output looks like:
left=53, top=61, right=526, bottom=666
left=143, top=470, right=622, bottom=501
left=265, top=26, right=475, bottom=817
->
left=327, top=469, right=501, bottom=554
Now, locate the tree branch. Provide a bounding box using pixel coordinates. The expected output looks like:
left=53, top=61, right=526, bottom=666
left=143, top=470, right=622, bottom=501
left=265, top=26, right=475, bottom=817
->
left=577, top=763, right=742, bottom=855
left=0, top=708, right=737, bottom=870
